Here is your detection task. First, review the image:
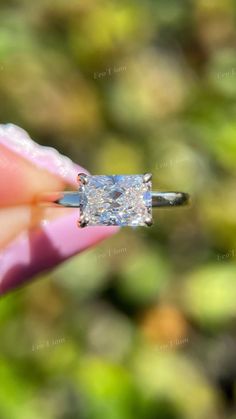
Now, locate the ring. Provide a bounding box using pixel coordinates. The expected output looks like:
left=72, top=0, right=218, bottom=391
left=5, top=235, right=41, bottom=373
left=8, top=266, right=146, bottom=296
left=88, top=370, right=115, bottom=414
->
left=40, top=173, right=190, bottom=227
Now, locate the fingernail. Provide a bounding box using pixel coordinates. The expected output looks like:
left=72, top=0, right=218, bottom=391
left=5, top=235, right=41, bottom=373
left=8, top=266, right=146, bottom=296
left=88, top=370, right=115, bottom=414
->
left=0, top=124, right=87, bottom=186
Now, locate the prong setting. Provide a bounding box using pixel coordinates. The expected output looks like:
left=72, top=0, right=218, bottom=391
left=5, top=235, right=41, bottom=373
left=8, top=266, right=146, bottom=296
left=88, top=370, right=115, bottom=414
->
left=77, top=173, right=88, bottom=186
left=143, top=173, right=152, bottom=183
left=77, top=215, right=89, bottom=228
left=144, top=216, right=153, bottom=227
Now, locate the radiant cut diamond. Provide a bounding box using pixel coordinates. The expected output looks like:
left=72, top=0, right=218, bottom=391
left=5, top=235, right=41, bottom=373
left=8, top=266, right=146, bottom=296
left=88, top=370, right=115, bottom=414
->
left=79, top=175, right=152, bottom=226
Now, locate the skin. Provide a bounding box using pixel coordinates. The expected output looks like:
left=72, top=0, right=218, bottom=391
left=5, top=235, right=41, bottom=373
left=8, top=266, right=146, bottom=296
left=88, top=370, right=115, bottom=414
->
left=0, top=144, right=65, bottom=247
left=0, top=128, right=118, bottom=295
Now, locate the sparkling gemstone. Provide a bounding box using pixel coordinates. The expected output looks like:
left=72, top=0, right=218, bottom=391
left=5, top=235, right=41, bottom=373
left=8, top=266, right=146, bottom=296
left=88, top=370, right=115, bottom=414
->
left=79, top=175, right=152, bottom=226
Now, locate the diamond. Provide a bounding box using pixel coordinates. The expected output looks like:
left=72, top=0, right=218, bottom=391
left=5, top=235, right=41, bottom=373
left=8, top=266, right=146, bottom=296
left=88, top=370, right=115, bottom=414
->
left=79, top=175, right=152, bottom=227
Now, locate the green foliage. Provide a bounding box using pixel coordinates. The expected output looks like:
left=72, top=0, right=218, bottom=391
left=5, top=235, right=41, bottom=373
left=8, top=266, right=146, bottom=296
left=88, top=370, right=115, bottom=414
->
left=1, top=0, right=236, bottom=417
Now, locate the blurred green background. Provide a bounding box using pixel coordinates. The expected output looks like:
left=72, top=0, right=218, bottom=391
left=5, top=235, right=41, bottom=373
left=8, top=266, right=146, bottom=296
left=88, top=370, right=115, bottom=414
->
left=1, top=0, right=236, bottom=418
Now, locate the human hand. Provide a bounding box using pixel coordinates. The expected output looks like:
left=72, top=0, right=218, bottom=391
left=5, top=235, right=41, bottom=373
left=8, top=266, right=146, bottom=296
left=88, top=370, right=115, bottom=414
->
left=0, top=124, right=118, bottom=295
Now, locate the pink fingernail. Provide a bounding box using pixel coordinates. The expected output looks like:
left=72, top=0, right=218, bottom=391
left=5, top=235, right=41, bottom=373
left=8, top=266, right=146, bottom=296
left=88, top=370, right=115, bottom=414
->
left=0, top=211, right=119, bottom=295
left=0, top=124, right=87, bottom=186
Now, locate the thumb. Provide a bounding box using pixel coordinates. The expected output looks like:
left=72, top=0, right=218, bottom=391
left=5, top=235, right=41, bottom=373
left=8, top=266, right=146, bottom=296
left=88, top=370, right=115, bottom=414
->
left=0, top=124, right=118, bottom=295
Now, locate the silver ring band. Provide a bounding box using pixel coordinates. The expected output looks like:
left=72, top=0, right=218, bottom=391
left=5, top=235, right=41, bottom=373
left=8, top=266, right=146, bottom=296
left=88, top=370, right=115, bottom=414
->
left=40, top=191, right=190, bottom=208
left=151, top=191, right=190, bottom=207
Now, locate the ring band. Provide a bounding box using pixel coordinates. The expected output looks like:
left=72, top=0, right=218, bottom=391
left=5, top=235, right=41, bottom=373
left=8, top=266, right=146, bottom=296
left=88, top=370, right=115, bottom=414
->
left=40, top=191, right=190, bottom=208
left=38, top=173, right=190, bottom=227
left=151, top=191, right=190, bottom=207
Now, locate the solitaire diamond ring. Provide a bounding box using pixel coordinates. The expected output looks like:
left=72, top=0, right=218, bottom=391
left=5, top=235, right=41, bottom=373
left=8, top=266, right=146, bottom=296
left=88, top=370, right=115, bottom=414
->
left=40, top=173, right=190, bottom=227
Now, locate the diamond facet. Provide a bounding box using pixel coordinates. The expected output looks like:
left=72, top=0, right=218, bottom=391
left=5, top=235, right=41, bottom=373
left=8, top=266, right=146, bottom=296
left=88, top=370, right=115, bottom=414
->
left=79, top=175, right=152, bottom=227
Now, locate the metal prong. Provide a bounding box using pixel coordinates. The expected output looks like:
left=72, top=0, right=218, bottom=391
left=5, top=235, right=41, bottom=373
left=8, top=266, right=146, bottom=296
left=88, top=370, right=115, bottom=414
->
left=143, top=173, right=152, bottom=183
left=145, top=216, right=153, bottom=227
left=77, top=215, right=89, bottom=228
left=77, top=173, right=88, bottom=185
